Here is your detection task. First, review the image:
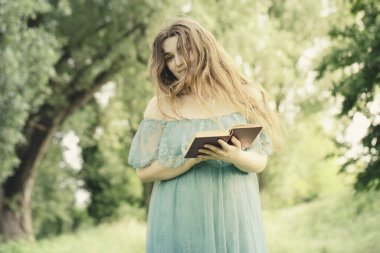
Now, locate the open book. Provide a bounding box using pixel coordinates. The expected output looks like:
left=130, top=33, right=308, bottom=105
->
left=184, top=124, right=262, bottom=158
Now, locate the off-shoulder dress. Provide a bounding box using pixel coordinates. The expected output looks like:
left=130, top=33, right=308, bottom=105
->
left=128, top=111, right=273, bottom=253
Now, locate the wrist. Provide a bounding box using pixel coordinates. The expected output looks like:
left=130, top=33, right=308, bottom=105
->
left=231, top=149, right=268, bottom=173
left=230, top=149, right=244, bottom=165
left=185, top=158, right=196, bottom=165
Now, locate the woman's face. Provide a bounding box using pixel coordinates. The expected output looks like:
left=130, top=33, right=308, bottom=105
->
left=162, top=35, right=189, bottom=79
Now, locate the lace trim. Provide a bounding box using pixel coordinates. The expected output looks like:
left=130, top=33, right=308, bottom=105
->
left=128, top=113, right=273, bottom=170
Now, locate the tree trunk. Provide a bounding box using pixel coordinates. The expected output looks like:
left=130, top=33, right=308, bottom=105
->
left=0, top=70, right=113, bottom=242
left=0, top=19, right=146, bottom=241
left=0, top=188, right=33, bottom=242
left=0, top=104, right=65, bottom=242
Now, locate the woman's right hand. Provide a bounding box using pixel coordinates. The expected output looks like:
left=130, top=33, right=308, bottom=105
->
left=183, top=141, right=213, bottom=167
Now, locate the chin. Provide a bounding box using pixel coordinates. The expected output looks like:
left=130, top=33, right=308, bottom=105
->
left=176, top=74, right=186, bottom=79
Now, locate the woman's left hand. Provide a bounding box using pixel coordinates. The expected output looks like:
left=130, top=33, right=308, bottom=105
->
left=197, top=136, right=242, bottom=163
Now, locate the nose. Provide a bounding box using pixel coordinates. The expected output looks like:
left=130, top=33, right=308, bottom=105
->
left=175, top=54, right=184, bottom=66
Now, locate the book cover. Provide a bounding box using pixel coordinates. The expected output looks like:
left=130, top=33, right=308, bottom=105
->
left=184, top=124, right=262, bottom=158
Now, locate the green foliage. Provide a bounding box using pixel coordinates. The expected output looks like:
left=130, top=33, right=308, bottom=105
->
left=82, top=145, right=118, bottom=223
left=184, top=0, right=348, bottom=208
left=0, top=214, right=146, bottom=253
left=32, top=140, right=85, bottom=239
left=265, top=189, right=380, bottom=252
left=31, top=81, right=146, bottom=237
left=77, top=92, right=143, bottom=224
left=317, top=0, right=380, bottom=190
left=31, top=81, right=147, bottom=236
left=261, top=113, right=346, bottom=208
left=1, top=190, right=379, bottom=253
left=186, top=0, right=330, bottom=106
left=31, top=115, right=101, bottom=238
left=0, top=0, right=168, bottom=240
left=0, top=0, right=59, bottom=182
left=2, top=0, right=372, bottom=244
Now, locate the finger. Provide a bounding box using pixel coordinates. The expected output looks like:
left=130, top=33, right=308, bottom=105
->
left=199, top=152, right=218, bottom=160
left=197, top=155, right=213, bottom=161
left=231, top=136, right=242, bottom=148
left=198, top=149, right=221, bottom=158
left=203, top=145, right=227, bottom=157
left=198, top=148, right=213, bottom=155
left=203, top=144, right=220, bottom=152
left=217, top=139, right=231, bottom=150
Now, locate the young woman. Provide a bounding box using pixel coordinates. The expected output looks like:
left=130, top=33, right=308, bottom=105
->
left=128, top=17, right=283, bottom=253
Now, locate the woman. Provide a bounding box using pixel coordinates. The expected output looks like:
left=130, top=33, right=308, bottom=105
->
left=128, top=17, right=283, bottom=253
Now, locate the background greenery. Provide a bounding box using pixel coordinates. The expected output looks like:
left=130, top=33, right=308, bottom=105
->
left=1, top=190, right=379, bottom=253
left=0, top=0, right=378, bottom=251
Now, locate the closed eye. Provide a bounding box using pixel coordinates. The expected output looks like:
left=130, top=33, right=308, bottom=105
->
left=165, top=55, right=173, bottom=62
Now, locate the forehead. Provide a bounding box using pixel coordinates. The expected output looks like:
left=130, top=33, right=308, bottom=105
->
left=162, top=36, right=179, bottom=53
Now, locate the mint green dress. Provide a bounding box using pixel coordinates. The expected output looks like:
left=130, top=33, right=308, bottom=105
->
left=128, top=112, right=273, bottom=253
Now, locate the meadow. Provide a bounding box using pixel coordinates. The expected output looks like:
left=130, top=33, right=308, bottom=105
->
left=1, top=189, right=379, bottom=253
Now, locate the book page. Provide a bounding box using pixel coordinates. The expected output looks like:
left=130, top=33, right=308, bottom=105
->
left=231, top=124, right=259, bottom=129
left=195, top=130, right=230, bottom=138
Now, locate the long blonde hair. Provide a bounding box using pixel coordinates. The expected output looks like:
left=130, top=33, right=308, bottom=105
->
left=149, top=17, right=284, bottom=152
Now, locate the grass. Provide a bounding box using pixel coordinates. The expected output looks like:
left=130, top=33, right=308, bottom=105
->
left=1, top=189, right=379, bottom=253
left=0, top=216, right=146, bottom=253
left=264, top=189, right=380, bottom=253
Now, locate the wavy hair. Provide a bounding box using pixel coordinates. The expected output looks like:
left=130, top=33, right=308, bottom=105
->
left=149, top=17, right=284, bottom=152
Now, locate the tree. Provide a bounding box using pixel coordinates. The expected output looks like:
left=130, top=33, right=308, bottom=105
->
left=317, top=0, right=380, bottom=191
left=0, top=0, right=60, bottom=241
left=0, top=0, right=160, bottom=241
left=79, top=97, right=143, bottom=224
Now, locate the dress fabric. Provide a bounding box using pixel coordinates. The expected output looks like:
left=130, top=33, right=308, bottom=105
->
left=128, top=112, right=273, bottom=253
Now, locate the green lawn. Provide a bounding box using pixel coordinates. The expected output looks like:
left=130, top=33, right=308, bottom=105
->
left=0, top=217, right=146, bottom=253
left=1, top=189, right=379, bottom=253
left=265, top=189, right=380, bottom=253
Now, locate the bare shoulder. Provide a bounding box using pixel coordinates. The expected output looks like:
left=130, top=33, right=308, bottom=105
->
left=143, top=96, right=166, bottom=120
left=143, top=96, right=161, bottom=119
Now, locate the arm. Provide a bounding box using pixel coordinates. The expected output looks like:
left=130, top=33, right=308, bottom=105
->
left=231, top=150, right=268, bottom=173
left=134, top=96, right=210, bottom=182
left=136, top=158, right=200, bottom=183
left=198, top=136, right=269, bottom=173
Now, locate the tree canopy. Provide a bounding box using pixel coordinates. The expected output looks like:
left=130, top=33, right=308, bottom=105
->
left=1, top=0, right=377, bottom=243
left=317, top=0, right=380, bottom=190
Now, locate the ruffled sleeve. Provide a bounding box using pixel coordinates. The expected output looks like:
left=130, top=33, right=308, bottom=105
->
left=244, top=131, right=273, bottom=156
left=128, top=119, right=187, bottom=169
left=128, top=119, right=166, bottom=169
